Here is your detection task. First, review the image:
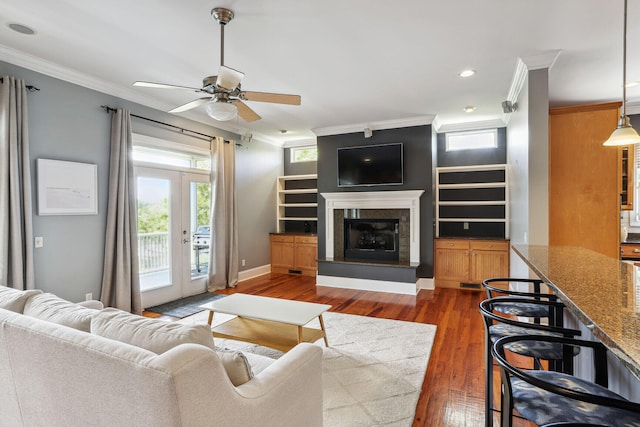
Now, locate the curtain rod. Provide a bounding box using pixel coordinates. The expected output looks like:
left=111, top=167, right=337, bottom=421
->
left=100, top=105, right=225, bottom=143
left=0, top=77, right=40, bottom=92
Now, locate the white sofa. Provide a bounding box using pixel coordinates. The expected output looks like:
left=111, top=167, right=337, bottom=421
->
left=0, top=286, right=323, bottom=427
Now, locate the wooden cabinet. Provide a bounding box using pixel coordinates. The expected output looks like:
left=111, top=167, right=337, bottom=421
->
left=620, top=243, right=640, bottom=260
left=270, top=234, right=317, bottom=276
left=435, top=238, right=509, bottom=290
left=549, top=102, right=621, bottom=259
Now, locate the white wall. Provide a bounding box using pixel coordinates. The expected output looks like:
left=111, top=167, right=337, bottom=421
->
left=507, top=67, right=550, bottom=278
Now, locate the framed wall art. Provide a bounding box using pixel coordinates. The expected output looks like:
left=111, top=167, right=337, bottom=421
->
left=37, top=159, right=98, bottom=215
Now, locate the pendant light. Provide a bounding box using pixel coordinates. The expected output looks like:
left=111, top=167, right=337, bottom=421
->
left=604, top=0, right=640, bottom=146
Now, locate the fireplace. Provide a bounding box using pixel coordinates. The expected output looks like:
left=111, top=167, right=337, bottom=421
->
left=344, top=218, right=400, bottom=261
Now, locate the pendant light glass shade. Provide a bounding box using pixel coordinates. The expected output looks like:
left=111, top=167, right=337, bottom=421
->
left=205, top=99, right=237, bottom=121
left=604, top=0, right=640, bottom=146
left=603, top=116, right=640, bottom=146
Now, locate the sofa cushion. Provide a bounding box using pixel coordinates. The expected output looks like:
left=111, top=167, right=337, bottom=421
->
left=91, top=308, right=215, bottom=354
left=215, top=347, right=255, bottom=386
left=0, top=286, right=42, bottom=313
left=23, top=293, right=98, bottom=332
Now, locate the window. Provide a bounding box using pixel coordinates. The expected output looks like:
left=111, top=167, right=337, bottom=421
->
left=445, top=129, right=498, bottom=152
left=291, top=146, right=318, bottom=163
left=132, top=134, right=211, bottom=172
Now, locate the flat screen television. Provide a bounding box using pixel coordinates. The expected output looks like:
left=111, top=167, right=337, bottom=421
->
left=337, top=143, right=403, bottom=187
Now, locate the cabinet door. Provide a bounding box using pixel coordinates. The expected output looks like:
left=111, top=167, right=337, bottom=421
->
left=295, top=242, right=317, bottom=271
left=271, top=241, right=295, bottom=269
left=435, top=248, right=469, bottom=282
left=470, top=250, right=509, bottom=283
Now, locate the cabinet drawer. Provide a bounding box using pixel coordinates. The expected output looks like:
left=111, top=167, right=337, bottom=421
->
left=470, top=240, right=509, bottom=251
left=295, top=235, right=317, bottom=244
left=435, top=239, right=469, bottom=250
left=621, top=244, right=640, bottom=258
left=270, top=235, right=294, bottom=243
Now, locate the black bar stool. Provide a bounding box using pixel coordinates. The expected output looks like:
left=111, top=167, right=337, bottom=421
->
left=480, top=297, right=581, bottom=427
left=483, top=278, right=560, bottom=326
left=493, top=334, right=640, bottom=427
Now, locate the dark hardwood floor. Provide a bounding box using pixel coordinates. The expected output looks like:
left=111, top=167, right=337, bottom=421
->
left=145, top=273, right=532, bottom=427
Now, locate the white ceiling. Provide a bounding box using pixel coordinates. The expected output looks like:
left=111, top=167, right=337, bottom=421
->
left=1, top=0, right=639, bottom=145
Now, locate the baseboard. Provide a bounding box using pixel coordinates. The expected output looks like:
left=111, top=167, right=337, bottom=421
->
left=316, top=275, right=418, bottom=295
left=417, top=277, right=434, bottom=290
left=238, top=264, right=271, bottom=282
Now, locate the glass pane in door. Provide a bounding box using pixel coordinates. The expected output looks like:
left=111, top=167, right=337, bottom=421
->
left=137, top=177, right=171, bottom=291
left=190, top=181, right=211, bottom=278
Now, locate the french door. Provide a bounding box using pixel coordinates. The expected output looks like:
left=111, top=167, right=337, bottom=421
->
left=135, top=166, right=211, bottom=308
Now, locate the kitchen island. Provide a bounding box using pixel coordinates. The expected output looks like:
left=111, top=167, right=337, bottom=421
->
left=512, top=245, right=640, bottom=381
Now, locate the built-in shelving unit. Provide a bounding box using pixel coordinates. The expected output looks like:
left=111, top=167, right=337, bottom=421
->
left=276, top=174, right=318, bottom=233
left=435, top=164, right=509, bottom=239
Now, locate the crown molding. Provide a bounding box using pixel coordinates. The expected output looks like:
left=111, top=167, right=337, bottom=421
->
left=434, top=119, right=507, bottom=134
left=0, top=44, right=255, bottom=141
left=312, top=115, right=435, bottom=137
left=283, top=138, right=318, bottom=148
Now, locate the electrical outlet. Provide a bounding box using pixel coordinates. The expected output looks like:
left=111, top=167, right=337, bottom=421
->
left=35, top=236, right=43, bottom=248
left=85, top=293, right=92, bottom=301
left=241, top=259, right=246, bottom=267
left=463, top=222, right=469, bottom=230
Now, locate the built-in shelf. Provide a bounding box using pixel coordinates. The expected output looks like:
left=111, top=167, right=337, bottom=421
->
left=276, top=174, right=318, bottom=233
left=435, top=164, right=509, bottom=239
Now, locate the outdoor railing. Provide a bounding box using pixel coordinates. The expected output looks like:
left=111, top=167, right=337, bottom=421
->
left=138, top=232, right=169, bottom=274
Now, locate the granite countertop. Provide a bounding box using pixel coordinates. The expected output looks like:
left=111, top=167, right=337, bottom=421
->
left=512, top=245, right=640, bottom=379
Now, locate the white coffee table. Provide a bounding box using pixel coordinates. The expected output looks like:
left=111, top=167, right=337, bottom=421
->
left=199, top=293, right=331, bottom=352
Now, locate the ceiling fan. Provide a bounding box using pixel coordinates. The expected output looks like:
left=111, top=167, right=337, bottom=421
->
left=133, top=7, right=301, bottom=122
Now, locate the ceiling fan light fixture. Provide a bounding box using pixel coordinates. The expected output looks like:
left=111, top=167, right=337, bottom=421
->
left=205, top=99, right=238, bottom=121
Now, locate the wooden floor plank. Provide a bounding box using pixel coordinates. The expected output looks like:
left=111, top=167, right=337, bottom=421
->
left=144, top=273, right=534, bottom=426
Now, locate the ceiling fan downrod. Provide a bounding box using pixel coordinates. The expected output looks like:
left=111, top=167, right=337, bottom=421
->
left=211, top=7, right=234, bottom=67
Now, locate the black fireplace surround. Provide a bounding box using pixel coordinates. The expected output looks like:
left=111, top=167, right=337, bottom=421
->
left=344, top=218, right=400, bottom=261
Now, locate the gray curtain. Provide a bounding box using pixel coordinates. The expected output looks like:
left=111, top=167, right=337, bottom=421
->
left=208, top=136, right=238, bottom=290
left=0, top=76, right=34, bottom=290
left=100, top=108, right=142, bottom=314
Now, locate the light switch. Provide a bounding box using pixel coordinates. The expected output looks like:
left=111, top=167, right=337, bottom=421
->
left=35, top=236, right=43, bottom=248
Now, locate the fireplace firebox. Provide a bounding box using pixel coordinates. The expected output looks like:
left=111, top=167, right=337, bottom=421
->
left=344, top=218, right=400, bottom=261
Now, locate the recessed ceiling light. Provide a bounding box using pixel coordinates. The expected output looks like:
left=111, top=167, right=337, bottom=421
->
left=626, top=81, right=640, bottom=88
left=8, top=23, right=36, bottom=35
left=458, top=69, right=476, bottom=78
left=463, top=106, right=476, bottom=113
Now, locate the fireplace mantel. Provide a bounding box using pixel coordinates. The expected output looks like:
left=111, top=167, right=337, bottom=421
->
left=321, top=190, right=424, bottom=263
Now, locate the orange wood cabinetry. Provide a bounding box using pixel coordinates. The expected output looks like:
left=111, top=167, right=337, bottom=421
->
left=270, top=234, right=317, bottom=276
left=435, top=239, right=509, bottom=289
left=549, top=102, right=621, bottom=258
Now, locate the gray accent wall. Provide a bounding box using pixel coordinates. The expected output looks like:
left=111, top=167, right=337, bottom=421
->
left=316, top=125, right=434, bottom=277
left=1, top=60, right=282, bottom=302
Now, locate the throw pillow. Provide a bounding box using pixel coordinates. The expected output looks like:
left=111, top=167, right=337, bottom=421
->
left=215, top=347, right=254, bottom=386
left=23, top=293, right=98, bottom=332
left=0, top=286, right=42, bottom=313
left=91, top=308, right=215, bottom=354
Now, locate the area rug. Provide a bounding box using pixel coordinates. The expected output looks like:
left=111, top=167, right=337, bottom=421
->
left=179, top=310, right=437, bottom=426
left=145, top=292, right=225, bottom=318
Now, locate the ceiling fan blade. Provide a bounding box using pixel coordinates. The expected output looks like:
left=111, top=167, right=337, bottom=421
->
left=231, top=99, right=261, bottom=122
left=216, top=66, right=245, bottom=91
left=133, top=81, right=202, bottom=91
left=169, top=97, right=212, bottom=113
left=242, top=91, right=301, bottom=105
